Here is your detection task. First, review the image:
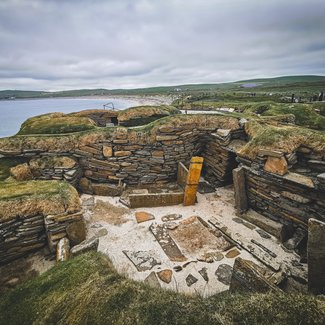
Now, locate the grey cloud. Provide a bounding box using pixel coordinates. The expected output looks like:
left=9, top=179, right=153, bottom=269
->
left=0, top=0, right=324, bottom=90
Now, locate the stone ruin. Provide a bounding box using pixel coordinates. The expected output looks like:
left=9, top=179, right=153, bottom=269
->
left=0, top=108, right=324, bottom=295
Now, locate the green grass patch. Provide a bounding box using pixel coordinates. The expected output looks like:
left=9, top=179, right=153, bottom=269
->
left=240, top=121, right=325, bottom=159
left=17, top=113, right=97, bottom=135
left=0, top=251, right=323, bottom=325
left=0, top=180, right=80, bottom=222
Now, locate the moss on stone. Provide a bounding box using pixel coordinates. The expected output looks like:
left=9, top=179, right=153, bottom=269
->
left=118, top=105, right=180, bottom=125
left=239, top=121, right=325, bottom=159
left=17, top=113, right=97, bottom=135
left=0, top=180, right=80, bottom=222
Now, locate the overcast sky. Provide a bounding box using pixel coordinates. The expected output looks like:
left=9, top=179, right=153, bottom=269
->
left=0, top=0, right=324, bottom=91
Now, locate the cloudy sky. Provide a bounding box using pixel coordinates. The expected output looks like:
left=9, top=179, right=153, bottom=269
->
left=0, top=0, right=324, bottom=91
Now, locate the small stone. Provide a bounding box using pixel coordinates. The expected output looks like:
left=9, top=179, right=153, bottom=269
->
left=173, top=265, right=182, bottom=272
left=162, top=214, right=182, bottom=222
left=182, top=261, right=197, bottom=268
left=186, top=274, right=198, bottom=287
left=216, top=129, right=231, bottom=137
left=56, top=237, right=70, bottom=262
left=5, top=277, right=20, bottom=287
left=264, top=156, right=288, bottom=176
left=102, top=145, right=113, bottom=157
left=214, top=252, right=224, bottom=261
left=165, top=222, right=178, bottom=230
left=226, top=249, right=240, bottom=258
left=197, top=252, right=214, bottom=263
left=198, top=267, right=209, bottom=282
left=135, top=211, right=155, bottom=223
left=96, top=228, right=108, bottom=237
left=66, top=220, right=86, bottom=246
left=215, top=264, right=233, bottom=285
left=114, top=150, right=132, bottom=157
left=70, top=237, right=99, bottom=257
left=91, top=223, right=103, bottom=229
left=256, top=229, right=271, bottom=239
left=144, top=272, right=161, bottom=288
left=157, top=269, right=173, bottom=283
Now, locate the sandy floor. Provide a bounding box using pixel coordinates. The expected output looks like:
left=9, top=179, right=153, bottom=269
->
left=82, top=185, right=306, bottom=297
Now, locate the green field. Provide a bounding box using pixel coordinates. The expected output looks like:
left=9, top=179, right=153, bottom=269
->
left=1, top=75, right=324, bottom=101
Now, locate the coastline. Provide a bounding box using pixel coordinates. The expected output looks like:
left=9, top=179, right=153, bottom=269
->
left=74, top=94, right=174, bottom=106
left=0, top=94, right=174, bottom=107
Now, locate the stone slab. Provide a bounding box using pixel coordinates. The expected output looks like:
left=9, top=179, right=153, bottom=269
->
left=135, top=211, right=155, bottom=223
left=242, top=209, right=286, bottom=242
left=229, top=257, right=279, bottom=293
left=123, top=250, right=161, bottom=272
left=308, top=218, right=325, bottom=294
left=149, top=223, right=187, bottom=262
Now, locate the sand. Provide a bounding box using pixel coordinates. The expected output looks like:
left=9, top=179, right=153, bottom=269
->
left=82, top=185, right=306, bottom=297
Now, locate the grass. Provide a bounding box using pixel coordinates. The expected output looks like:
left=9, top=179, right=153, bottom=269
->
left=239, top=121, right=325, bottom=159
left=1, top=75, right=324, bottom=99
left=17, top=113, right=96, bottom=135
left=0, top=251, right=323, bottom=325
left=0, top=180, right=80, bottom=222
left=118, top=105, right=181, bottom=127
left=0, top=157, right=27, bottom=181
left=175, top=100, right=325, bottom=130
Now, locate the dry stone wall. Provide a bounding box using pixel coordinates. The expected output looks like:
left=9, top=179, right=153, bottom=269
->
left=1, top=113, right=325, bottom=231
left=237, top=148, right=325, bottom=231
left=0, top=211, right=83, bottom=264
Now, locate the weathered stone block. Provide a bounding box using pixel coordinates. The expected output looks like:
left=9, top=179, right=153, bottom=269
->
left=70, top=237, right=99, bottom=257
left=114, top=151, right=132, bottom=157
left=66, top=220, right=86, bottom=246
left=92, top=183, right=123, bottom=196
left=233, top=167, right=248, bottom=214
left=242, top=209, right=287, bottom=241
left=102, top=145, right=113, bottom=157
left=56, top=237, right=70, bottom=262
left=230, top=257, right=279, bottom=293
left=284, top=172, right=315, bottom=188
left=156, top=135, right=178, bottom=141
left=264, top=156, right=288, bottom=176
left=308, top=218, right=325, bottom=294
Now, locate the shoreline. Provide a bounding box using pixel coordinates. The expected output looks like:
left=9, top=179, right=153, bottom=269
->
left=0, top=94, right=174, bottom=106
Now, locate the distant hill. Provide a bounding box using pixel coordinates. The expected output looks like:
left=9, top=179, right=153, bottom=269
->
left=0, top=75, right=324, bottom=99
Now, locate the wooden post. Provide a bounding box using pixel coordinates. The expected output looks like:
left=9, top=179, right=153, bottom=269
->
left=183, top=156, right=203, bottom=206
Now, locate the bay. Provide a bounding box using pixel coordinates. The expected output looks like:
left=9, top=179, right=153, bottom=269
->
left=0, top=97, right=138, bottom=138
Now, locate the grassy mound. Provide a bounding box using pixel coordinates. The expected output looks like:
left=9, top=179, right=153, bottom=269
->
left=0, top=180, right=80, bottom=222
left=118, top=105, right=180, bottom=126
left=239, top=121, right=325, bottom=159
left=17, top=113, right=96, bottom=135
left=180, top=101, right=325, bottom=130
left=0, top=251, right=323, bottom=325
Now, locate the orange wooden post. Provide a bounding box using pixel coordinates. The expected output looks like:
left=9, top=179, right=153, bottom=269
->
left=183, top=156, right=204, bottom=206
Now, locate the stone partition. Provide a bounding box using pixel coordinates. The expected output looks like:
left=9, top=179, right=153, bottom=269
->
left=308, top=218, right=325, bottom=294
left=0, top=181, right=84, bottom=265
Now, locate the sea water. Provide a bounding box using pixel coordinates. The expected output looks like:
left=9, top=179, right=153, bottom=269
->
left=0, top=97, right=138, bottom=137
